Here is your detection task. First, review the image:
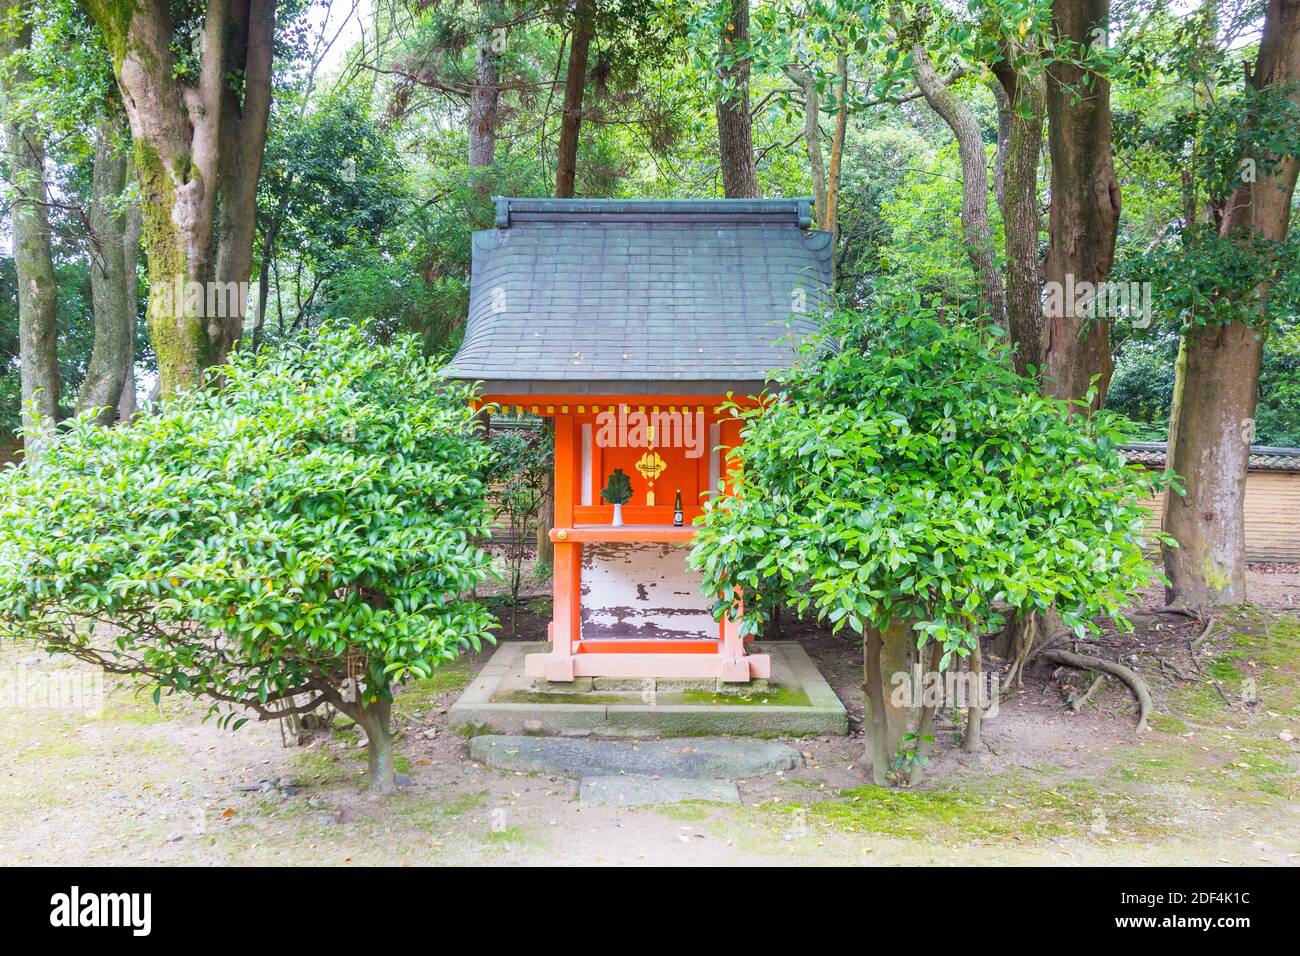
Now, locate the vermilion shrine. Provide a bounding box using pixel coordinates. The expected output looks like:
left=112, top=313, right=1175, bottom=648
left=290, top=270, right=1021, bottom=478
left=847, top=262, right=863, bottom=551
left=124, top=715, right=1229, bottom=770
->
left=446, top=198, right=831, bottom=684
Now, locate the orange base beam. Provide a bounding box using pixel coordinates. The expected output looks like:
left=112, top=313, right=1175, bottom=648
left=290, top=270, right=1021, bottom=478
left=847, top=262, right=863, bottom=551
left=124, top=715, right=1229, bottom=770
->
left=524, top=649, right=772, bottom=682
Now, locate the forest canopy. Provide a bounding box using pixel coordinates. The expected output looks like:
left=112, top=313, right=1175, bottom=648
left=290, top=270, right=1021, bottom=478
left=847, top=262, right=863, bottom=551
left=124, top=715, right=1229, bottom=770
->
left=0, top=0, right=1296, bottom=613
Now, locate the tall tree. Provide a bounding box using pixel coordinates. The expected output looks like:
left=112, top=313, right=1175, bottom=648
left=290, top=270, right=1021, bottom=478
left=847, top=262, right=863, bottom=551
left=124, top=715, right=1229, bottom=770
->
left=716, top=0, right=759, bottom=197
left=469, top=5, right=502, bottom=188
left=77, top=115, right=135, bottom=423
left=555, top=0, right=593, bottom=198
left=1, top=0, right=60, bottom=452
left=782, top=49, right=849, bottom=268
left=1042, top=0, right=1121, bottom=406
left=214, top=0, right=276, bottom=364
left=117, top=191, right=141, bottom=421
left=79, top=0, right=276, bottom=397
left=1163, top=0, right=1300, bottom=606
left=912, top=45, right=1006, bottom=323
left=991, top=39, right=1048, bottom=377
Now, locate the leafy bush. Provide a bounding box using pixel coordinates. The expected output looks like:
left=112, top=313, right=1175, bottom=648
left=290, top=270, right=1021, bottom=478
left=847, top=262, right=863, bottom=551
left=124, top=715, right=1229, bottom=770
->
left=0, top=323, right=495, bottom=791
left=689, top=300, right=1172, bottom=779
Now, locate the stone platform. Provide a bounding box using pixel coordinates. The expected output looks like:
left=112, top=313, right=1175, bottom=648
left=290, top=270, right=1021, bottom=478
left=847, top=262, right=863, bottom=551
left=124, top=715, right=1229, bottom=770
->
left=449, top=641, right=847, bottom=738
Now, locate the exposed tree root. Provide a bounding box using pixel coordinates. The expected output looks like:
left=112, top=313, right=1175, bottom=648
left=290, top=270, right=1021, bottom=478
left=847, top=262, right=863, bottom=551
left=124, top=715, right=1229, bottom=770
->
left=1189, top=612, right=1217, bottom=652
left=1068, top=673, right=1107, bottom=712
left=1148, top=605, right=1203, bottom=619
left=1038, top=648, right=1152, bottom=734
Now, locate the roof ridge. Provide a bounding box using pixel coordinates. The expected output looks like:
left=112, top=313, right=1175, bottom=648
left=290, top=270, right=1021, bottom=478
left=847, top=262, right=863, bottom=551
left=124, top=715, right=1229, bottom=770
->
left=492, top=197, right=814, bottom=229
left=1124, top=440, right=1300, bottom=456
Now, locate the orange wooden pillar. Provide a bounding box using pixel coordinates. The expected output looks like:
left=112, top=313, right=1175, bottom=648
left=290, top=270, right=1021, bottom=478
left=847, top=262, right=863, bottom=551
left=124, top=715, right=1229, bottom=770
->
left=542, top=413, right=579, bottom=681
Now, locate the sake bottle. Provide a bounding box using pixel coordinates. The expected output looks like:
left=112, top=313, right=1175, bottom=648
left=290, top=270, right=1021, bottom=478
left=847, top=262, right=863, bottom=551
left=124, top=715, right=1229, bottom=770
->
left=673, top=490, right=684, bottom=527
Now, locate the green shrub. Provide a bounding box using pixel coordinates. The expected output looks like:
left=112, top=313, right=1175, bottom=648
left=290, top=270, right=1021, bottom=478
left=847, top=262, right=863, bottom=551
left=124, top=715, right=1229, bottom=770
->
left=0, top=323, right=495, bottom=791
left=689, top=300, right=1173, bottom=780
left=692, top=300, right=1171, bottom=649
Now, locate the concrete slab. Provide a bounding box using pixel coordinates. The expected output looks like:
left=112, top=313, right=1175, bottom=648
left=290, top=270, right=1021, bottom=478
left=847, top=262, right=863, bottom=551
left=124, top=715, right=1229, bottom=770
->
left=579, top=775, right=740, bottom=806
left=449, top=641, right=848, bottom=738
left=469, top=735, right=801, bottom=778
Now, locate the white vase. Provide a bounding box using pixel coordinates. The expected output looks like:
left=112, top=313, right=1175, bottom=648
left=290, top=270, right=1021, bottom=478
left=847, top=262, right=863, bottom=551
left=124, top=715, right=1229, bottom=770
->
left=612, top=503, right=624, bottom=527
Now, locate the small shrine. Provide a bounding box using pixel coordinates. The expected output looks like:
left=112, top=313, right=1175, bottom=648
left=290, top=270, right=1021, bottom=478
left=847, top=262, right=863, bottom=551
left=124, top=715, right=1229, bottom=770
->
left=446, top=198, right=832, bottom=683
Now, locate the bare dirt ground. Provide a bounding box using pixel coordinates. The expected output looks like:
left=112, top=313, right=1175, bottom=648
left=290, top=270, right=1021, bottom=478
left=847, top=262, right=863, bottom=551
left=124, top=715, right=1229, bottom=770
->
left=1, top=562, right=1296, bottom=867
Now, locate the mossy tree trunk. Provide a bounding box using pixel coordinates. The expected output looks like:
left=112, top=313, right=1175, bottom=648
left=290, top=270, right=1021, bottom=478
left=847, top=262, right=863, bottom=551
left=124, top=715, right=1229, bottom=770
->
left=1, top=0, right=60, bottom=454
left=1163, top=0, right=1300, bottom=607
left=81, top=0, right=275, bottom=398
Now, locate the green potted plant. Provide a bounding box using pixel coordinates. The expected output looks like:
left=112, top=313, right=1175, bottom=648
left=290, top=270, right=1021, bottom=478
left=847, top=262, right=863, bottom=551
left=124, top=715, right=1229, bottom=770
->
left=601, top=468, right=634, bottom=527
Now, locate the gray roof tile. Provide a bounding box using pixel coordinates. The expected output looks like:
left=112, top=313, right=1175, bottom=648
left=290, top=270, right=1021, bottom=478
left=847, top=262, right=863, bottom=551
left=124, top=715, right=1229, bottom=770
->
left=444, top=198, right=833, bottom=395
left=1124, top=442, right=1300, bottom=473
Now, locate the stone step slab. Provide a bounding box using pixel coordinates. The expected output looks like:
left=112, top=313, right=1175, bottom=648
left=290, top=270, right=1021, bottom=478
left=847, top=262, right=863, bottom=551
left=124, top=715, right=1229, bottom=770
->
left=469, top=734, right=801, bottom=779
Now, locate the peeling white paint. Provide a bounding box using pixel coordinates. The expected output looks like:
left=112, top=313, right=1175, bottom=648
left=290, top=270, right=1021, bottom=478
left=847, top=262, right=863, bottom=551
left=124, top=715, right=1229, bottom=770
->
left=579, top=542, right=716, bottom=640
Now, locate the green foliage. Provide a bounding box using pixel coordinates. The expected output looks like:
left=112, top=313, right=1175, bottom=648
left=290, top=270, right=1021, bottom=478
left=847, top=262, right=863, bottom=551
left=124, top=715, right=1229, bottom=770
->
left=878, top=139, right=1003, bottom=308
left=1119, top=226, right=1300, bottom=335
left=689, top=299, right=1172, bottom=662
left=486, top=423, right=553, bottom=610
left=600, top=467, right=634, bottom=505
left=1255, top=321, right=1300, bottom=447
left=1104, top=334, right=1179, bottom=440
left=0, top=324, right=496, bottom=722
left=259, top=96, right=408, bottom=274
left=256, top=95, right=413, bottom=341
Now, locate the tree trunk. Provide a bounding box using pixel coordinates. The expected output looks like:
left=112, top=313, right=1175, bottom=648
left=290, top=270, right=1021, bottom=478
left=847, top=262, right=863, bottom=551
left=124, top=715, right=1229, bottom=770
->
left=992, top=57, right=1047, bottom=376
left=1163, top=0, right=1300, bottom=607
left=251, top=210, right=284, bottom=350
left=81, top=0, right=231, bottom=398
left=1043, top=0, right=1121, bottom=406
left=784, top=65, right=826, bottom=226
left=1, top=0, right=60, bottom=453
left=354, top=697, right=396, bottom=793
left=555, top=1, right=593, bottom=199
left=914, top=45, right=1005, bottom=323
left=469, top=13, right=501, bottom=191
left=715, top=0, right=760, bottom=198
left=212, top=0, right=276, bottom=364
left=908, top=643, right=943, bottom=786
left=118, top=190, right=141, bottom=421
left=78, top=116, right=133, bottom=424
left=991, top=78, right=1012, bottom=209
left=824, top=52, right=849, bottom=243
left=1162, top=326, right=1263, bottom=605
left=862, top=619, right=911, bottom=785
left=863, top=627, right=889, bottom=786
